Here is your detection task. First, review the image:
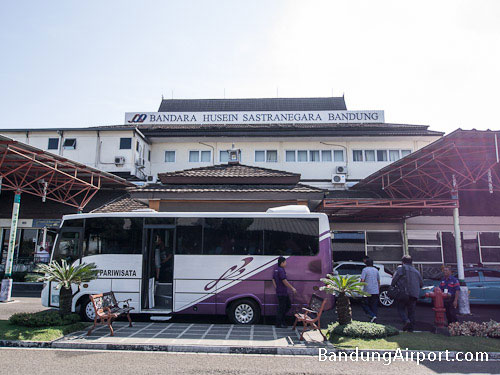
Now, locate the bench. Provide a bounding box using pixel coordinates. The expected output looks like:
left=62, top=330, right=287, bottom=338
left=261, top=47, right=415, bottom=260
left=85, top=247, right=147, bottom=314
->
left=87, top=292, right=134, bottom=336
left=292, top=293, right=327, bottom=341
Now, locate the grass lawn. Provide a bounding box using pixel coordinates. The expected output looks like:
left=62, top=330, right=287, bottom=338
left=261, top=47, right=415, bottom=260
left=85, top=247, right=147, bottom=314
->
left=0, top=320, right=88, bottom=342
left=329, top=332, right=500, bottom=352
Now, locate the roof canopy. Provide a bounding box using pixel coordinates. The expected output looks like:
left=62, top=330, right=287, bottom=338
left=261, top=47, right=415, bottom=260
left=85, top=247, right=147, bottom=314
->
left=322, top=130, right=500, bottom=221
left=355, top=130, right=500, bottom=199
left=0, top=135, right=133, bottom=209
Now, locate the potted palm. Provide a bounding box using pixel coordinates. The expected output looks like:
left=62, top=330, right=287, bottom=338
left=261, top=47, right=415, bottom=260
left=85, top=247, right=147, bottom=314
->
left=320, top=274, right=369, bottom=325
left=30, top=260, right=99, bottom=316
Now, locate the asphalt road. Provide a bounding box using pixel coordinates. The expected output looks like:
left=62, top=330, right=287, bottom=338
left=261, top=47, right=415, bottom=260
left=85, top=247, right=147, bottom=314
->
left=0, top=348, right=497, bottom=375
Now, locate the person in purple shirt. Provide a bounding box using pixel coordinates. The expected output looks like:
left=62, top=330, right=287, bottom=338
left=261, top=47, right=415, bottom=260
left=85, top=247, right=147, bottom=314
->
left=439, top=266, right=460, bottom=324
left=272, top=256, right=297, bottom=328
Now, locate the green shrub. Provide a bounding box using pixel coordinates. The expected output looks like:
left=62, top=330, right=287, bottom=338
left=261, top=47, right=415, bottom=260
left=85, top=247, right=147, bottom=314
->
left=327, top=320, right=399, bottom=339
left=9, top=311, right=80, bottom=327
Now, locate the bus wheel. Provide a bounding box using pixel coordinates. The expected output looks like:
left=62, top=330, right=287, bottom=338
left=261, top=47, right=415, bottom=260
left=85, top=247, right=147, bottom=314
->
left=379, top=287, right=394, bottom=307
left=79, top=297, right=96, bottom=322
left=228, top=299, right=260, bottom=325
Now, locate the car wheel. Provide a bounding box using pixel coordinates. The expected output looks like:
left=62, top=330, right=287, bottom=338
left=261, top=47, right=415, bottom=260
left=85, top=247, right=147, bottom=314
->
left=379, top=287, right=394, bottom=307
left=80, top=297, right=96, bottom=322
left=228, top=299, right=260, bottom=324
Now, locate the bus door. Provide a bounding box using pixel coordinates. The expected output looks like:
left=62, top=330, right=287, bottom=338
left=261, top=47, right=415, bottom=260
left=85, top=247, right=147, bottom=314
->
left=142, top=226, right=175, bottom=310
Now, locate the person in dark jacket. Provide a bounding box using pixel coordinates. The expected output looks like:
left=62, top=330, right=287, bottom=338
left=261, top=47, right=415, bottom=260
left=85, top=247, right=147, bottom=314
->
left=391, top=255, right=423, bottom=332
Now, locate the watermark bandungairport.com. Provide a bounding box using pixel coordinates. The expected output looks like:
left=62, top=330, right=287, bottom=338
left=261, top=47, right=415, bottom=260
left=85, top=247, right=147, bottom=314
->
left=318, top=348, right=489, bottom=365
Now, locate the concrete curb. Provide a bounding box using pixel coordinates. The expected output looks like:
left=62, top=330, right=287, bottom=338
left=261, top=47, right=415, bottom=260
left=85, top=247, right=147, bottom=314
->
left=0, top=339, right=331, bottom=356
left=2, top=339, right=500, bottom=359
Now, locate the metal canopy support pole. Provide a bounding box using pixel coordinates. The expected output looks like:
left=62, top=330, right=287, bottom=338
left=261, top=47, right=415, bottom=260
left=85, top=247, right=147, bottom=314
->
left=451, top=185, right=470, bottom=314
left=0, top=191, right=21, bottom=302
left=453, top=207, right=465, bottom=280
left=403, top=220, right=409, bottom=255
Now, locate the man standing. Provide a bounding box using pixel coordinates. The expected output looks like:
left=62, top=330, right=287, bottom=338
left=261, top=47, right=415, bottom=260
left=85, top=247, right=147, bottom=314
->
left=361, top=258, right=380, bottom=322
left=439, top=266, right=460, bottom=325
left=273, top=256, right=297, bottom=328
left=391, top=255, right=423, bottom=332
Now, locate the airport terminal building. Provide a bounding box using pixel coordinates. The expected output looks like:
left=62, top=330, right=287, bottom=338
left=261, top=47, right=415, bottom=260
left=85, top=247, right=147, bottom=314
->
left=1, top=97, right=499, bottom=279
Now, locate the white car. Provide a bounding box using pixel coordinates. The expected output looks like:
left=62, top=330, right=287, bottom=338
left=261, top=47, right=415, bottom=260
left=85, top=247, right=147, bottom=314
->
left=332, top=261, right=395, bottom=307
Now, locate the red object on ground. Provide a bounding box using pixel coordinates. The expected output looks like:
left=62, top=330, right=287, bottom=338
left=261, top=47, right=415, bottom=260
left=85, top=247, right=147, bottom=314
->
left=425, top=287, right=450, bottom=328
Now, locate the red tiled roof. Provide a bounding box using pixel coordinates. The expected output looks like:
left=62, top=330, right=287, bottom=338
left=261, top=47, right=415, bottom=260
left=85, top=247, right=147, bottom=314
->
left=91, top=195, right=150, bottom=213
left=158, top=164, right=300, bottom=184
left=134, top=183, right=323, bottom=194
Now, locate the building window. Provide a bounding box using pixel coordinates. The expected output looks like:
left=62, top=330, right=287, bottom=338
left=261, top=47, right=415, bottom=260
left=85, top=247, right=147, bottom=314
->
left=189, top=150, right=211, bottom=163
left=62, top=138, right=77, bottom=150
left=366, top=231, right=403, bottom=262
left=333, top=150, right=344, bottom=162
left=321, top=150, right=332, bottom=162
left=47, top=138, right=59, bottom=150
left=285, top=150, right=296, bottom=162
left=407, top=230, right=443, bottom=263
left=389, top=150, right=400, bottom=162
left=309, top=150, right=320, bottom=162
left=220, top=150, right=229, bottom=163
left=266, top=150, right=277, bottom=162
left=255, top=151, right=265, bottom=162
left=296, top=150, right=307, bottom=162
left=119, top=138, right=132, bottom=150
left=353, top=150, right=363, bottom=162
left=365, top=150, right=375, bottom=162
left=376, top=150, right=388, bottom=162
left=136, top=141, right=140, bottom=151
left=401, top=149, right=412, bottom=157
left=332, top=231, right=366, bottom=262
left=148, top=150, right=151, bottom=162
left=165, top=151, right=175, bottom=162
left=479, top=232, right=500, bottom=262
left=255, top=150, right=277, bottom=163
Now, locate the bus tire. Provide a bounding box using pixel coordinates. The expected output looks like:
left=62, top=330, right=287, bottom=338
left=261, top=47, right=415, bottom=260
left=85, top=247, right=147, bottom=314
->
left=378, top=287, right=394, bottom=307
left=228, top=298, right=260, bottom=325
left=79, top=296, right=96, bottom=322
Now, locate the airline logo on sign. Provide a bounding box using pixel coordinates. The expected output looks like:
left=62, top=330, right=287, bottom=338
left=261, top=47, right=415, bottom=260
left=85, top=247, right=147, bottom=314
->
left=125, top=110, right=384, bottom=125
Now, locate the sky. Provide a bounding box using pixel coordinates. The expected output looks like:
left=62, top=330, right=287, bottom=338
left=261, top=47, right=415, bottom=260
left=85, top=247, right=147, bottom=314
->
left=0, top=0, right=499, bottom=133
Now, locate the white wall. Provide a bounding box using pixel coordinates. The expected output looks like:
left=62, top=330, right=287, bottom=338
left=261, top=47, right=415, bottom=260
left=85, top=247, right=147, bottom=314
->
left=1, top=129, right=151, bottom=180
left=1, top=130, right=439, bottom=187
left=149, top=136, right=438, bottom=187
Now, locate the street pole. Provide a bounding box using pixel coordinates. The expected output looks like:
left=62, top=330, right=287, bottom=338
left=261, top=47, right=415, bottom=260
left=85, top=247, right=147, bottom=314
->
left=451, top=186, right=470, bottom=314
left=403, top=220, right=409, bottom=256
left=0, top=191, right=21, bottom=302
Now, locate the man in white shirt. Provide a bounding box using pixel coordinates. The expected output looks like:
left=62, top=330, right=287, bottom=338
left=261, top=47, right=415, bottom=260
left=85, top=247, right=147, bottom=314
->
left=361, top=258, right=380, bottom=322
left=35, top=246, right=50, bottom=263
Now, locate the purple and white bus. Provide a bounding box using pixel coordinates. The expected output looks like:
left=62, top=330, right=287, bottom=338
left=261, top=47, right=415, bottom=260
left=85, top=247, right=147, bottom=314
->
left=41, top=205, right=333, bottom=324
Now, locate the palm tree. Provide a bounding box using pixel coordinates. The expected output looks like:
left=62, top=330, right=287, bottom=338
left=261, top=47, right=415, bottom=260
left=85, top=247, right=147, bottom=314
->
left=31, top=260, right=99, bottom=316
left=320, top=274, right=369, bottom=325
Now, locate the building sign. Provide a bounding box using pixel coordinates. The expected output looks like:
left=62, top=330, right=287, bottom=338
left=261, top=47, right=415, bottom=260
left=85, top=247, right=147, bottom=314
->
left=125, top=110, right=384, bottom=125
left=32, top=219, right=62, bottom=229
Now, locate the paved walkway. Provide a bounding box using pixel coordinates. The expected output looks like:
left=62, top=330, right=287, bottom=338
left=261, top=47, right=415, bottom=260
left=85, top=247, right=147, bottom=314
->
left=55, top=322, right=329, bottom=354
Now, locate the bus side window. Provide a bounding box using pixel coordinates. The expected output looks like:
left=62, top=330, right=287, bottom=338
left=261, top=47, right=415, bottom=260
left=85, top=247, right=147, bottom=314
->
left=53, top=230, right=81, bottom=264
left=176, top=218, right=203, bottom=254
left=263, top=218, right=319, bottom=256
